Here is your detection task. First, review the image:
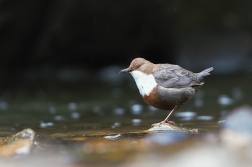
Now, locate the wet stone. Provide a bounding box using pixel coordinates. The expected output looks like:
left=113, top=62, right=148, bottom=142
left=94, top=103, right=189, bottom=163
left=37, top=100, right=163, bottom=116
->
left=0, top=129, right=35, bottom=157
left=147, top=123, right=198, bottom=134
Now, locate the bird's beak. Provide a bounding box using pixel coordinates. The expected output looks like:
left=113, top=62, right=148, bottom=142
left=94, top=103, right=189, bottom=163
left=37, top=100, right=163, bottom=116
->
left=119, top=68, right=130, bottom=74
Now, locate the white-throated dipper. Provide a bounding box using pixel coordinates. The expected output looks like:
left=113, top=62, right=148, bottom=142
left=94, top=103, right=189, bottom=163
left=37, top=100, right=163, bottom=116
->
left=120, top=58, right=213, bottom=126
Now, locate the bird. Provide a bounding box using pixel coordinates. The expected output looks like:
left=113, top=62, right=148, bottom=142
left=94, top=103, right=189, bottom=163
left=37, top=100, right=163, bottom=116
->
left=120, top=58, right=213, bottom=126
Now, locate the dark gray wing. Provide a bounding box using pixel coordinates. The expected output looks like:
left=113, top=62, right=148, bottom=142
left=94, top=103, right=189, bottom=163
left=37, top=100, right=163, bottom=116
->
left=153, top=64, right=197, bottom=88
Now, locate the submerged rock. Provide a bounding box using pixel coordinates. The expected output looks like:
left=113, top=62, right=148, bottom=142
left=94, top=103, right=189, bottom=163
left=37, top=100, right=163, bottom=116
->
left=0, top=129, right=35, bottom=157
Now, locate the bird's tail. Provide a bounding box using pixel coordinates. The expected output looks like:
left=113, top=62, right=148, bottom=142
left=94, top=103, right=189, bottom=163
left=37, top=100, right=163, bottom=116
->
left=198, top=67, right=213, bottom=77
left=196, top=67, right=213, bottom=81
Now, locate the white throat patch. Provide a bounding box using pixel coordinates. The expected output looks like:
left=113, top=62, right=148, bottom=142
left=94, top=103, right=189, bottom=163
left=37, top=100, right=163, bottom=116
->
left=130, top=71, right=157, bottom=96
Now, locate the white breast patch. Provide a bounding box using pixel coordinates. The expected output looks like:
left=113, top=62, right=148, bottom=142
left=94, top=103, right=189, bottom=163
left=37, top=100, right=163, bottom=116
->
left=130, top=71, right=157, bottom=96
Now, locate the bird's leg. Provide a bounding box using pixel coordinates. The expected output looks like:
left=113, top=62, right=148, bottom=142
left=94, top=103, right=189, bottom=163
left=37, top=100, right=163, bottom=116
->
left=163, top=105, right=178, bottom=124
left=151, top=105, right=178, bottom=127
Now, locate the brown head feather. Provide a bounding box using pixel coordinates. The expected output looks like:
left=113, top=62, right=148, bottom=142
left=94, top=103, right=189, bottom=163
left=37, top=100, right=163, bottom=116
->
left=128, top=58, right=154, bottom=74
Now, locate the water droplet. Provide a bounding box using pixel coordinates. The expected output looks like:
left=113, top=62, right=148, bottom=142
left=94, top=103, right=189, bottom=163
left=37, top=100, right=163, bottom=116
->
left=71, top=112, right=80, bottom=119
left=111, top=122, right=121, bottom=128
left=68, top=102, right=77, bottom=110
left=54, top=115, right=63, bottom=121
left=218, top=120, right=226, bottom=124
left=40, top=123, right=47, bottom=128
left=113, top=108, right=125, bottom=115
left=0, top=101, right=8, bottom=110
left=180, top=117, right=195, bottom=121
left=46, top=122, right=54, bottom=126
left=197, top=115, right=214, bottom=121
left=194, top=98, right=203, bottom=107
left=131, top=104, right=143, bottom=115
left=93, top=106, right=104, bottom=116
left=132, top=119, right=142, bottom=126
left=174, top=111, right=197, bottom=117
left=40, top=122, right=54, bottom=128
left=218, top=94, right=233, bottom=106
left=49, top=107, right=56, bottom=114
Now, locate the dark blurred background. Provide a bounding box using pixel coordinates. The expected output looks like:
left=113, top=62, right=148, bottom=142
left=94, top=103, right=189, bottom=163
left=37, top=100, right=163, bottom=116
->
left=0, top=0, right=252, bottom=86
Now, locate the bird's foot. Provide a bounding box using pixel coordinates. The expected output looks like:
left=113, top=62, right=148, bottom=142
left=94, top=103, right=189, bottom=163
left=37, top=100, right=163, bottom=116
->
left=151, top=120, right=175, bottom=127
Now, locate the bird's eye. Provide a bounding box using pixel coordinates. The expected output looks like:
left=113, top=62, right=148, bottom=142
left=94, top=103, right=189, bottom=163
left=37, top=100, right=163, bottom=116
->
left=136, top=65, right=141, bottom=69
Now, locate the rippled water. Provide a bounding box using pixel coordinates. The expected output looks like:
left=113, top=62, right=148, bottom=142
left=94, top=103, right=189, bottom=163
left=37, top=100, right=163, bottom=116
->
left=0, top=70, right=251, bottom=166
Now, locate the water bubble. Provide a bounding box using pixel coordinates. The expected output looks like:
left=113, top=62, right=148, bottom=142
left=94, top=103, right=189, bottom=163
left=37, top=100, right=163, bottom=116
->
left=93, top=106, right=101, bottom=113
left=131, top=104, right=143, bottom=115
left=180, top=117, right=195, bottom=121
left=194, top=98, right=203, bottom=107
left=49, top=107, right=56, bottom=114
left=111, top=122, right=121, bottom=128
left=218, top=94, right=233, bottom=106
left=218, top=120, right=226, bottom=124
left=47, top=122, right=54, bottom=126
left=68, top=102, right=77, bottom=110
left=0, top=101, right=8, bottom=110
left=54, top=115, right=63, bottom=121
left=113, top=108, right=125, bottom=115
left=93, top=106, right=104, bottom=116
left=40, top=122, right=54, bottom=128
left=71, top=112, right=80, bottom=119
left=132, top=119, right=142, bottom=126
left=197, top=115, right=214, bottom=121
left=174, top=111, right=197, bottom=117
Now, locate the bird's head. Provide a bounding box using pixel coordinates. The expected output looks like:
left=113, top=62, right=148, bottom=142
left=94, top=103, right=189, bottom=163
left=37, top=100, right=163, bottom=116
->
left=120, top=58, right=148, bottom=74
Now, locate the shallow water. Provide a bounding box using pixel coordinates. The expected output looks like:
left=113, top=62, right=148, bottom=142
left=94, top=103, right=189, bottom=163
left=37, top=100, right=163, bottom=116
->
left=0, top=74, right=251, bottom=134
left=0, top=73, right=251, bottom=165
